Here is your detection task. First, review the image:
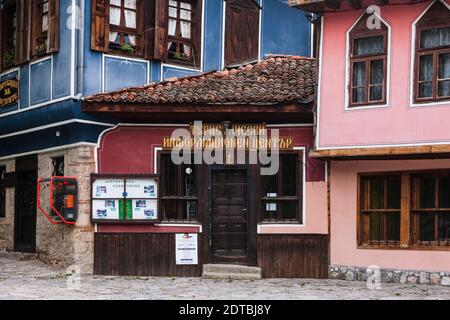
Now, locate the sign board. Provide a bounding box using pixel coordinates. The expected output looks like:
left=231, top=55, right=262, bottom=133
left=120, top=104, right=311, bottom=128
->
left=175, top=233, right=198, bottom=265
left=0, top=72, right=19, bottom=113
left=91, top=175, right=159, bottom=223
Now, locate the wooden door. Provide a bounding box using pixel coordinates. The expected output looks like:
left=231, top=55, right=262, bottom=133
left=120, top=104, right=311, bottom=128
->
left=14, top=155, right=37, bottom=253
left=209, top=167, right=250, bottom=264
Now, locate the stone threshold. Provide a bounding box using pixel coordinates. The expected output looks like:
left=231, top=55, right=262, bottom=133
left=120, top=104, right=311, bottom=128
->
left=329, top=265, right=450, bottom=286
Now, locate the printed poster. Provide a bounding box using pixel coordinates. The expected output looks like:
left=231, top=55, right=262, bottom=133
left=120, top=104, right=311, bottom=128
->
left=132, top=199, right=158, bottom=220
left=92, top=199, right=120, bottom=220
left=175, top=233, right=198, bottom=265
left=126, top=178, right=158, bottom=199
left=92, top=179, right=125, bottom=199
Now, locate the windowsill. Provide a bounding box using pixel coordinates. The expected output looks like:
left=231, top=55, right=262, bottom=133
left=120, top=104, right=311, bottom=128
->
left=259, top=221, right=303, bottom=225
left=107, top=48, right=143, bottom=60
left=358, top=244, right=450, bottom=251
left=163, top=61, right=200, bottom=71
left=158, top=221, right=200, bottom=225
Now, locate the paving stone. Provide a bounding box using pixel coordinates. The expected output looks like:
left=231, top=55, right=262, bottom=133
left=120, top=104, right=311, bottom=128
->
left=0, top=257, right=450, bottom=300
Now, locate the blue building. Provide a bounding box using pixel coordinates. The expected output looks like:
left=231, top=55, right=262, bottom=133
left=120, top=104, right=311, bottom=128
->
left=0, top=0, right=313, bottom=274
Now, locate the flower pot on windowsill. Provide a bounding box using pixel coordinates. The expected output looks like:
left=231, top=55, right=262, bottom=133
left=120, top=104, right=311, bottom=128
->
left=34, top=45, right=47, bottom=57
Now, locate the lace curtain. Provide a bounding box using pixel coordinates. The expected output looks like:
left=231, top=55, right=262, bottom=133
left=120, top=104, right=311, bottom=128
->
left=354, top=36, right=384, bottom=56
left=421, top=27, right=450, bottom=49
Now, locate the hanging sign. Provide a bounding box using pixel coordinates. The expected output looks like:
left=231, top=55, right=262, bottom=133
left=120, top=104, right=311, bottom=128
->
left=0, top=76, right=18, bottom=108
left=175, top=233, right=198, bottom=265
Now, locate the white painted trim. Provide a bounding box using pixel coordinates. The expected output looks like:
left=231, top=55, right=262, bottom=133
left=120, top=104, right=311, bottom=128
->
left=94, top=124, right=121, bottom=173
left=0, top=119, right=114, bottom=139
left=70, top=0, right=76, bottom=97
left=0, top=142, right=96, bottom=161
left=117, top=123, right=190, bottom=127
left=258, top=0, right=263, bottom=61
left=266, top=123, right=314, bottom=128
left=220, top=0, right=226, bottom=70
left=257, top=224, right=306, bottom=233
left=154, top=223, right=203, bottom=233
left=315, top=15, right=324, bottom=150
left=343, top=10, right=392, bottom=111
left=0, top=67, right=20, bottom=78
left=310, top=19, right=314, bottom=58
left=101, top=54, right=150, bottom=93
left=409, top=0, right=450, bottom=108
left=154, top=146, right=162, bottom=174
left=315, top=140, right=450, bottom=151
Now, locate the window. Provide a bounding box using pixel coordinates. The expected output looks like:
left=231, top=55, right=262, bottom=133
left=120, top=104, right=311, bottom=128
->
left=167, top=0, right=197, bottom=65
left=414, top=1, right=450, bottom=103
left=224, top=0, right=260, bottom=67
left=411, top=173, right=450, bottom=246
left=30, top=0, right=59, bottom=57
left=358, top=171, right=450, bottom=249
left=359, top=175, right=401, bottom=246
left=0, top=166, right=5, bottom=218
left=52, top=156, right=64, bottom=177
left=348, top=14, right=388, bottom=107
left=160, top=153, right=197, bottom=222
left=109, top=0, right=141, bottom=54
left=91, top=0, right=202, bottom=66
left=261, top=153, right=303, bottom=223
left=1, top=0, right=17, bottom=69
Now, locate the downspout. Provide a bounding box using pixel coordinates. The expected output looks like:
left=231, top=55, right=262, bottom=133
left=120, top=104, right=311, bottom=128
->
left=75, top=0, right=85, bottom=100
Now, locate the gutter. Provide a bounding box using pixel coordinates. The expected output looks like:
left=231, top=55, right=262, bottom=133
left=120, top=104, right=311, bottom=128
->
left=75, top=0, right=85, bottom=100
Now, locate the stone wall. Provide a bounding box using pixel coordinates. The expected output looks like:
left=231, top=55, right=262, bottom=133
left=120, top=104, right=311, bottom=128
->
left=0, top=160, right=15, bottom=251
left=329, top=265, right=450, bottom=286
left=36, top=145, right=95, bottom=274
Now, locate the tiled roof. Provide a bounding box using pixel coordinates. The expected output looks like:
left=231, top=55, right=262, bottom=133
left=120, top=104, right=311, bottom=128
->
left=84, top=55, right=316, bottom=105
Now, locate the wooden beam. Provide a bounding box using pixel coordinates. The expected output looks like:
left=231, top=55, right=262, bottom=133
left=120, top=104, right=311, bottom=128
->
left=400, top=174, right=411, bottom=247
left=310, top=145, right=450, bottom=160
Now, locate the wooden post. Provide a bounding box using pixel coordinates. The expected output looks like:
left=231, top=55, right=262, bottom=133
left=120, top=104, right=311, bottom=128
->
left=400, top=174, right=411, bottom=247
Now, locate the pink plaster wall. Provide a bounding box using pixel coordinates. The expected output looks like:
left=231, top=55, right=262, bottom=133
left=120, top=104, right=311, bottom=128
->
left=258, top=181, right=328, bottom=234
left=330, top=159, right=450, bottom=272
left=318, top=0, right=450, bottom=149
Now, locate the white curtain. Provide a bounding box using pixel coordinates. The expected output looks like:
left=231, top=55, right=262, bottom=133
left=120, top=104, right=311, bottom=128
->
left=352, top=61, right=366, bottom=103
left=109, top=31, right=119, bottom=43
left=354, top=36, right=384, bottom=56
left=181, top=21, right=191, bottom=39
left=110, top=7, right=121, bottom=26
left=419, top=55, right=433, bottom=98
left=422, top=27, right=450, bottom=49
left=168, top=18, right=176, bottom=36
left=124, top=10, right=136, bottom=29
left=439, top=53, right=450, bottom=97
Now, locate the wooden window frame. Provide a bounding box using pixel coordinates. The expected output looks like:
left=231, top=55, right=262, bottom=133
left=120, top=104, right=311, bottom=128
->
left=260, top=151, right=303, bottom=224
left=414, top=25, right=450, bottom=103
left=0, top=166, right=6, bottom=219
left=357, top=173, right=402, bottom=248
left=357, top=170, right=450, bottom=251
left=0, top=0, right=17, bottom=70
left=165, top=0, right=201, bottom=67
left=158, top=152, right=199, bottom=223
left=108, top=0, right=143, bottom=56
left=30, top=0, right=59, bottom=59
left=349, top=29, right=388, bottom=108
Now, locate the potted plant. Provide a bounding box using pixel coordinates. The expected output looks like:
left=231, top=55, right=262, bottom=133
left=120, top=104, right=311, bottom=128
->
left=121, top=43, right=135, bottom=54
left=4, top=49, right=15, bottom=67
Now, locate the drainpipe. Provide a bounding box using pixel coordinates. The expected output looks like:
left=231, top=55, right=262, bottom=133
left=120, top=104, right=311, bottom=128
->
left=75, top=0, right=85, bottom=100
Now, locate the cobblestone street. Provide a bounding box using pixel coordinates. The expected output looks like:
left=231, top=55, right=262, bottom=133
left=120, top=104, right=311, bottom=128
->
left=0, top=256, right=449, bottom=300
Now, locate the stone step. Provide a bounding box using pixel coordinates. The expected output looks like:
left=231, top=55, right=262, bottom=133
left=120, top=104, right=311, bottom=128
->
left=0, top=251, right=38, bottom=261
left=202, top=264, right=262, bottom=280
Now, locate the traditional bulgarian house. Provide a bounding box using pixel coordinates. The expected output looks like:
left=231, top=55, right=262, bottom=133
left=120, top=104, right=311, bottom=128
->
left=1, top=0, right=327, bottom=277
left=291, top=0, right=450, bottom=284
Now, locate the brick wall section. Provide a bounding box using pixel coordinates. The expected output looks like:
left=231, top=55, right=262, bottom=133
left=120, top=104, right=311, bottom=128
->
left=0, top=160, right=15, bottom=251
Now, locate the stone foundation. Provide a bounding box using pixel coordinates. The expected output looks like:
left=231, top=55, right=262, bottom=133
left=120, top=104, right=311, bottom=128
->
left=329, top=265, right=450, bottom=286
left=0, top=160, right=15, bottom=252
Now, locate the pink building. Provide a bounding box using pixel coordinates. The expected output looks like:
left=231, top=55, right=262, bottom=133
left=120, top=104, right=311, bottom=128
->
left=292, top=0, right=450, bottom=284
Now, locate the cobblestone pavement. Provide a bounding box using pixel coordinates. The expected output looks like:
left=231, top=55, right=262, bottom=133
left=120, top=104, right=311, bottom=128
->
left=0, top=257, right=449, bottom=300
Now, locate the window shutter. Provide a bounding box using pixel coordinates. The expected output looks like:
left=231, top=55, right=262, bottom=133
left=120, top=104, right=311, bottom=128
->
left=15, top=0, right=30, bottom=64
left=224, top=0, right=260, bottom=67
left=91, top=0, right=110, bottom=52
left=152, top=0, right=167, bottom=61
left=142, top=0, right=156, bottom=59
left=48, top=0, right=60, bottom=53
left=30, top=0, right=40, bottom=56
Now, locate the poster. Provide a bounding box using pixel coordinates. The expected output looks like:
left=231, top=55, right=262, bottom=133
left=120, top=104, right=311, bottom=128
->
left=92, top=199, right=120, bottom=220
left=92, top=179, right=125, bottom=198
left=126, top=178, right=158, bottom=199
left=175, top=234, right=198, bottom=265
left=132, top=199, right=158, bottom=220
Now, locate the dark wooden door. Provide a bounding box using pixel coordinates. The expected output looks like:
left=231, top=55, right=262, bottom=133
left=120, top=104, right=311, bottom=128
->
left=210, top=167, right=250, bottom=264
left=14, top=156, right=37, bottom=253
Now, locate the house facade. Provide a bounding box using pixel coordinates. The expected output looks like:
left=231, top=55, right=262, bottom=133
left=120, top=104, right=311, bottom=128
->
left=291, top=0, right=450, bottom=284
left=0, top=0, right=324, bottom=276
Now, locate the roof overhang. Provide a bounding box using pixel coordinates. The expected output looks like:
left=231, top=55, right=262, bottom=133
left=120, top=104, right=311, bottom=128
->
left=82, top=101, right=314, bottom=123
left=289, top=0, right=428, bottom=13
left=310, top=144, right=450, bottom=160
